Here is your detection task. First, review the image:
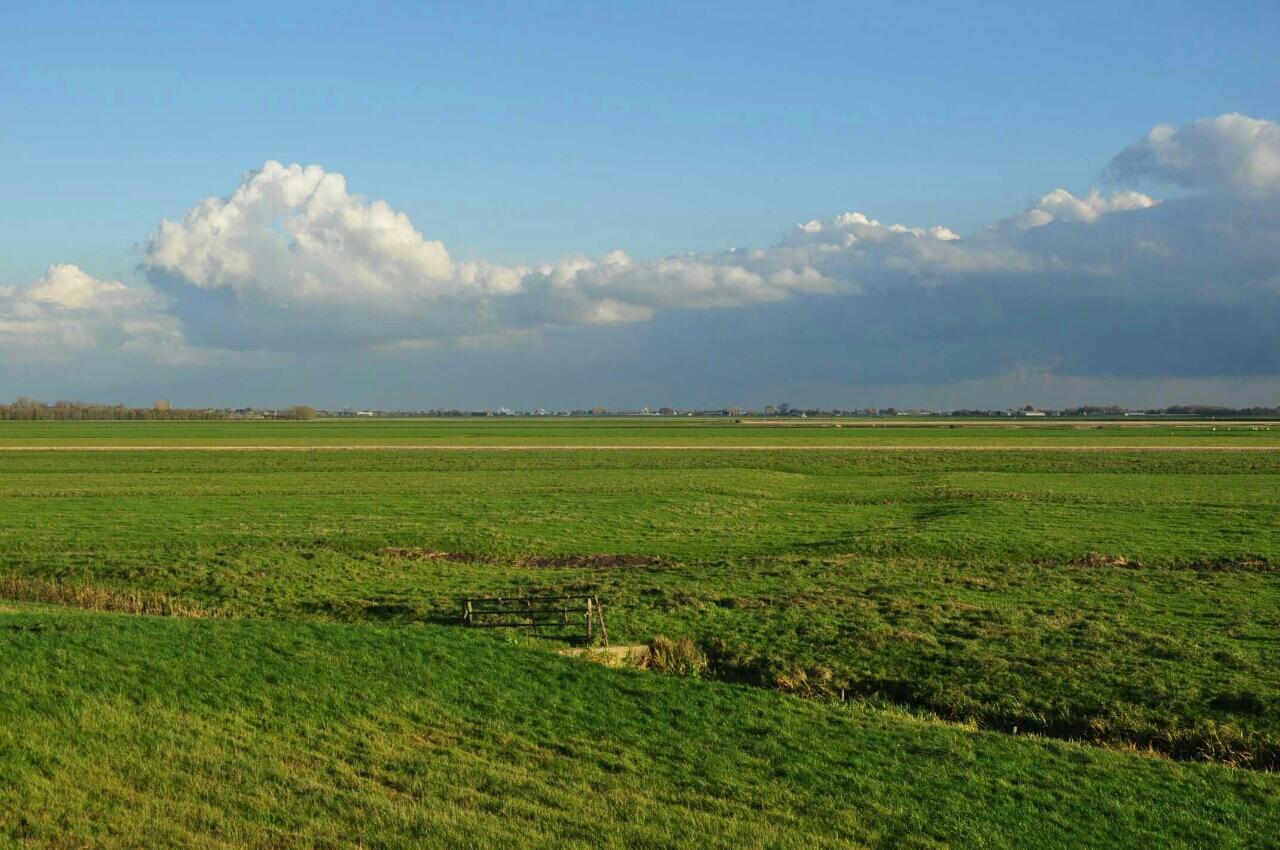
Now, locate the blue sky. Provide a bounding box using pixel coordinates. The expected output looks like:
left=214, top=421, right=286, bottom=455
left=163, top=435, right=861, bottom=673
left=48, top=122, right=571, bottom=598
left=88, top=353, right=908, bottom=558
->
left=2, top=2, right=1279, bottom=408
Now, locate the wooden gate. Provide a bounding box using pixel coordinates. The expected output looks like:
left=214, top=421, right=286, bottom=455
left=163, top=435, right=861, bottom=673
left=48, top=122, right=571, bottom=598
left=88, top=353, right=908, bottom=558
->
left=461, top=595, right=609, bottom=646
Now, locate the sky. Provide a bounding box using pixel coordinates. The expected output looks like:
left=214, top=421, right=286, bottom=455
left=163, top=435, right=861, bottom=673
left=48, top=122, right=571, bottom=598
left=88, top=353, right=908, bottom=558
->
left=2, top=1, right=1279, bottom=410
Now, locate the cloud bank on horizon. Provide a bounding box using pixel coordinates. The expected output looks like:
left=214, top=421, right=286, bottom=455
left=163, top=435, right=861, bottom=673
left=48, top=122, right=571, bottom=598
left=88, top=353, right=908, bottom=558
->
left=2, top=113, right=1279, bottom=405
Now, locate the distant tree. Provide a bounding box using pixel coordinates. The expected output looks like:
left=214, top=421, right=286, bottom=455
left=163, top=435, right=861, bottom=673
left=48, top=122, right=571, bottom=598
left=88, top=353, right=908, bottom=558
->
left=289, top=405, right=318, bottom=421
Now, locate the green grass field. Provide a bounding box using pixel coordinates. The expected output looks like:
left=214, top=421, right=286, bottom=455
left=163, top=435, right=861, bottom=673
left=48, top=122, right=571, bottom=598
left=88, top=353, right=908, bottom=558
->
left=3, top=420, right=1279, bottom=847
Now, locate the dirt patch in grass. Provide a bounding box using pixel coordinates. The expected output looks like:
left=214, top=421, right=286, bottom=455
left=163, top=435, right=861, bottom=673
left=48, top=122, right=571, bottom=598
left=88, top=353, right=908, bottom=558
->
left=519, top=553, right=664, bottom=569
left=1072, top=552, right=1144, bottom=568
left=562, top=644, right=652, bottom=667
left=1066, top=553, right=1276, bottom=572
left=378, top=548, right=664, bottom=569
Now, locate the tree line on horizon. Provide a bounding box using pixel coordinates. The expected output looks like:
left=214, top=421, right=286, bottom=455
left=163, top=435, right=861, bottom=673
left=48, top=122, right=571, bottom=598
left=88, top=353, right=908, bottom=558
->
left=0, top=398, right=317, bottom=421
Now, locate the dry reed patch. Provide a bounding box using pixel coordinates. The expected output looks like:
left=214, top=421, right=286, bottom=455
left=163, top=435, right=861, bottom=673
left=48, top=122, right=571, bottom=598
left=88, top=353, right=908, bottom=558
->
left=643, top=636, right=708, bottom=677
left=0, top=575, right=220, bottom=618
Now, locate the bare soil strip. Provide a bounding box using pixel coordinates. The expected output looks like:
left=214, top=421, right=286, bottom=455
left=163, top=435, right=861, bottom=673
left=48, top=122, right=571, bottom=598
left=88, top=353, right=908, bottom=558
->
left=1, top=444, right=1279, bottom=452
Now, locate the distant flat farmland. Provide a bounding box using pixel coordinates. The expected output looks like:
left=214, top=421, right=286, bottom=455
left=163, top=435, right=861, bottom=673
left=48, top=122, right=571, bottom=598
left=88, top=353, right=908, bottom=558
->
left=0, top=416, right=1278, bottom=447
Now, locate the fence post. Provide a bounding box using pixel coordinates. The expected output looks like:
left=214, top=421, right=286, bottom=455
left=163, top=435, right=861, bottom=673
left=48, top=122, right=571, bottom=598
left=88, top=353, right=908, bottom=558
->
left=594, top=596, right=609, bottom=647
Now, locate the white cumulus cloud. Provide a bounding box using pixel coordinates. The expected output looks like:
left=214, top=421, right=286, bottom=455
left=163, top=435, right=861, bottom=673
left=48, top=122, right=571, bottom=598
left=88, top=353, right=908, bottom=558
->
left=137, top=115, right=1280, bottom=359
left=0, top=265, right=193, bottom=364
left=1007, top=188, right=1158, bottom=231
left=144, top=161, right=927, bottom=350
left=1107, top=113, right=1280, bottom=195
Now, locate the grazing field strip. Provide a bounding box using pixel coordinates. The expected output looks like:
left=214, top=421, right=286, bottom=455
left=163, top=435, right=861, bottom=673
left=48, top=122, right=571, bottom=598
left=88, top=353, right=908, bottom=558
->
left=3, top=443, right=1280, bottom=451
left=4, top=441, right=1278, bottom=772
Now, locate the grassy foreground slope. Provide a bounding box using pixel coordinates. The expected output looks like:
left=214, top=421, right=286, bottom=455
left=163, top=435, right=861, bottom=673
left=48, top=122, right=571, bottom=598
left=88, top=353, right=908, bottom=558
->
left=2, top=448, right=1278, bottom=766
left=3, top=604, right=1277, bottom=850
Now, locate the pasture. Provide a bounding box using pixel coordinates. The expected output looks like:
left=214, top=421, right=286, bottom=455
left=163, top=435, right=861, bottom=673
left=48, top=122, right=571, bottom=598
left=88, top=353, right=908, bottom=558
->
left=2, top=419, right=1278, bottom=847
